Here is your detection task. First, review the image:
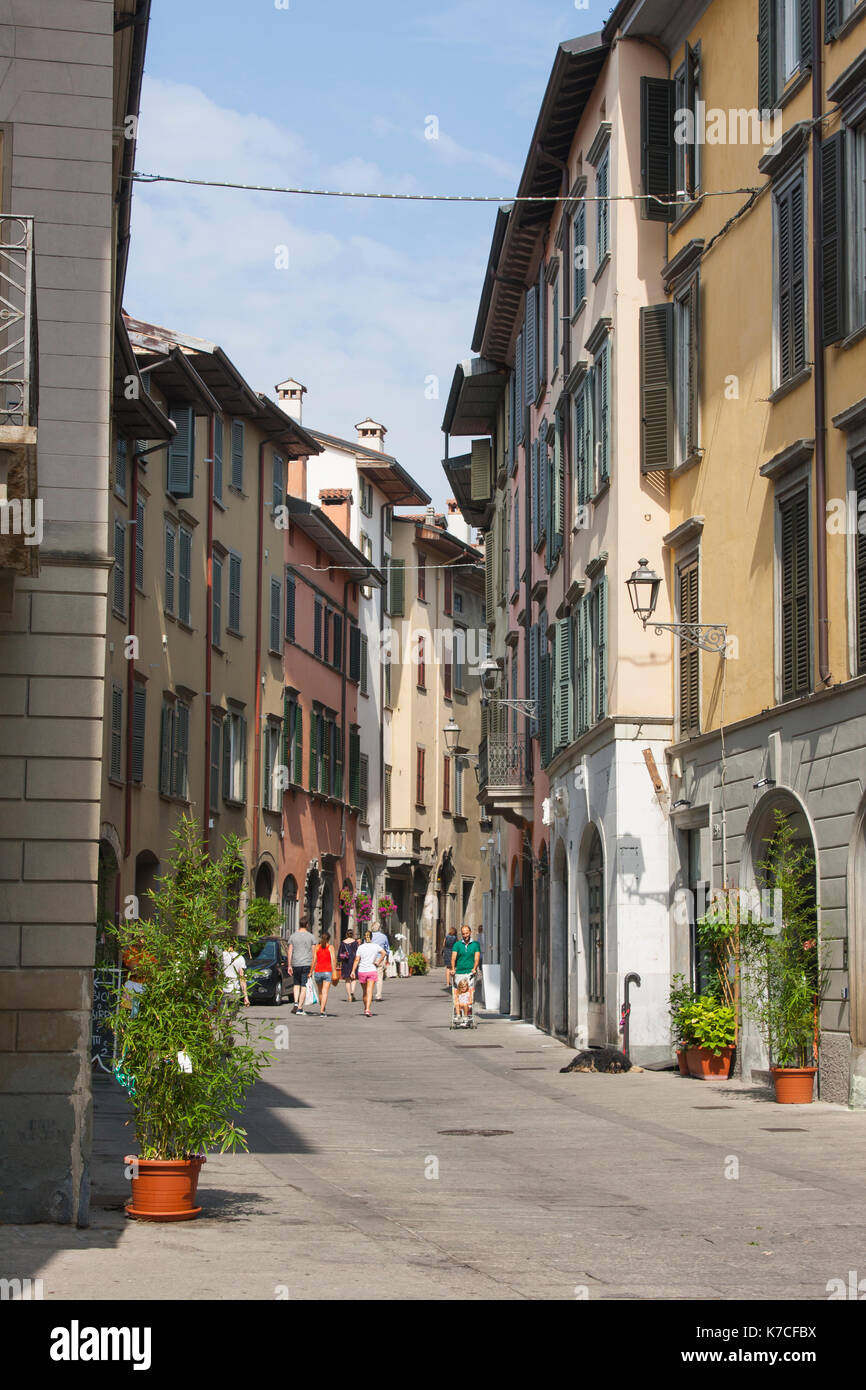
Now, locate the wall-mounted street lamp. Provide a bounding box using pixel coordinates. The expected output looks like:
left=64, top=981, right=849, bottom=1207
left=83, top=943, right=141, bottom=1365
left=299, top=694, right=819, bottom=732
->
left=443, top=716, right=481, bottom=782
left=626, top=558, right=728, bottom=654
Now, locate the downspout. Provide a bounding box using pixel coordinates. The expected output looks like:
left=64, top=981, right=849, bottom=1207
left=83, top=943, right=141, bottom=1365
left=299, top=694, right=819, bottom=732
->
left=252, top=439, right=266, bottom=873
left=811, top=0, right=831, bottom=687
left=339, top=578, right=350, bottom=866
left=203, top=413, right=214, bottom=850
left=123, top=449, right=139, bottom=861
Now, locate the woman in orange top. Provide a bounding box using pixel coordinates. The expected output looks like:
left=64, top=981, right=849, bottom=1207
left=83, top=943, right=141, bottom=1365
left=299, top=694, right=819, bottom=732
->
left=312, top=932, right=337, bottom=1016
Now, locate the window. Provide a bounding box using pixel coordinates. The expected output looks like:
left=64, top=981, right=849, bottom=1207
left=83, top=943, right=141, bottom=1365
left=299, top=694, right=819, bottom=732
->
left=360, top=532, right=374, bottom=598
left=115, top=438, right=127, bottom=500
left=227, top=552, right=242, bottom=634
left=272, top=453, right=284, bottom=510
left=383, top=504, right=392, bottom=537
left=282, top=875, right=298, bottom=936
left=164, top=521, right=176, bottom=616
left=641, top=76, right=676, bottom=222
left=551, top=270, right=560, bottom=373
left=283, top=689, right=303, bottom=785
left=573, top=340, right=611, bottom=503
left=285, top=572, right=296, bottom=641
left=269, top=578, right=281, bottom=653
left=773, top=166, right=807, bottom=386
left=113, top=520, right=125, bottom=615
left=454, top=591, right=463, bottom=614
left=443, top=754, right=451, bottom=813
left=454, top=758, right=464, bottom=817
left=677, top=560, right=700, bottom=737
left=263, top=721, right=282, bottom=812
left=779, top=488, right=811, bottom=698
left=311, top=706, right=343, bottom=798
left=167, top=406, right=194, bottom=499
left=453, top=627, right=466, bottom=692
left=222, top=710, right=248, bottom=803
left=444, top=637, right=452, bottom=699
left=417, top=634, right=426, bottom=689
left=592, top=338, right=611, bottom=488
left=230, top=419, right=244, bottom=491
left=418, top=551, right=426, bottom=600
left=110, top=683, right=123, bottom=781
left=178, top=526, right=192, bottom=625
left=347, top=725, right=359, bottom=806
left=596, top=150, right=610, bottom=263
left=416, top=746, right=425, bottom=808
left=160, top=699, right=190, bottom=800
left=576, top=578, right=608, bottom=734
left=213, top=416, right=223, bottom=503
left=674, top=277, right=700, bottom=464
left=443, top=567, right=453, bottom=616
left=848, top=124, right=866, bottom=333
left=384, top=636, right=392, bottom=706
left=131, top=684, right=146, bottom=785
left=573, top=202, right=587, bottom=307
left=758, top=0, right=812, bottom=109
left=210, top=717, right=221, bottom=811
left=553, top=616, right=573, bottom=754
left=332, top=611, right=343, bottom=671
left=387, top=558, right=405, bottom=616
left=359, top=753, right=369, bottom=821
left=135, top=499, right=145, bottom=592
left=513, top=492, right=520, bottom=593
left=674, top=44, right=700, bottom=198
left=384, top=764, right=392, bottom=827
left=212, top=554, right=223, bottom=647
left=820, top=120, right=866, bottom=344
left=360, top=478, right=373, bottom=516
left=587, top=829, right=605, bottom=1003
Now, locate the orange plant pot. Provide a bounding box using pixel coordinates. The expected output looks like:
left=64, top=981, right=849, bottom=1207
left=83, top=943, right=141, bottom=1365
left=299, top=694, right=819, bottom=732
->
left=676, top=1050, right=690, bottom=1075
left=686, top=1046, right=734, bottom=1080
left=771, top=1066, right=817, bottom=1104
left=124, top=1157, right=202, bottom=1221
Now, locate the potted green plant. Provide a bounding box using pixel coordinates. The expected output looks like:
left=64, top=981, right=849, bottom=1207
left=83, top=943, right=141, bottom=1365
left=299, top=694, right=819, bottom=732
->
left=742, top=813, right=827, bottom=1104
left=108, top=816, right=270, bottom=1220
left=407, top=952, right=429, bottom=976
left=682, top=996, right=737, bottom=1078
left=668, top=974, right=697, bottom=1074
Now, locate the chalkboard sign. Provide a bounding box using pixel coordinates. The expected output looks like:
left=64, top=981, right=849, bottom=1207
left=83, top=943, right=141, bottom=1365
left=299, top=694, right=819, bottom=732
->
left=91, top=967, right=123, bottom=1073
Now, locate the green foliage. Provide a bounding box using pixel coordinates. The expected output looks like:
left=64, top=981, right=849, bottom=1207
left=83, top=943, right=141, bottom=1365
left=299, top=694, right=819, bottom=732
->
left=679, top=996, right=736, bottom=1055
left=407, top=952, right=429, bottom=976
left=245, top=897, right=283, bottom=950
left=668, top=974, right=698, bottom=1047
left=108, top=816, right=270, bottom=1160
left=741, top=811, right=826, bottom=1069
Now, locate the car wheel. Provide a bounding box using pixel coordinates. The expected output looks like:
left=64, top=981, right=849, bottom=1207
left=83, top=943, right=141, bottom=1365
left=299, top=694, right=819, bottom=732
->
left=273, top=980, right=282, bottom=1007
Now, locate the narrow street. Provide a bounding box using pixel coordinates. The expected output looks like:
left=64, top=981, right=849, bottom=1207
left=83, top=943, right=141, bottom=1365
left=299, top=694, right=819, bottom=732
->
left=5, top=974, right=864, bottom=1302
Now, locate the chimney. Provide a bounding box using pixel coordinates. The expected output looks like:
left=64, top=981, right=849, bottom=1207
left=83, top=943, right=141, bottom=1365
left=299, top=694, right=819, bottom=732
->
left=276, top=378, right=306, bottom=424
left=355, top=417, right=387, bottom=452
left=318, top=487, right=352, bottom=538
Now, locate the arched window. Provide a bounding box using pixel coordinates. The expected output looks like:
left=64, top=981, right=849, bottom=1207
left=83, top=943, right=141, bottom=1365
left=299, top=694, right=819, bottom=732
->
left=282, top=875, right=298, bottom=937
left=360, top=867, right=373, bottom=898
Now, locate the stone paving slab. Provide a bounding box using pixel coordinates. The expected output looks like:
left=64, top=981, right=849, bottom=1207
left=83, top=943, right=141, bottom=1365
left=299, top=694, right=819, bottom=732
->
left=1, top=970, right=863, bottom=1300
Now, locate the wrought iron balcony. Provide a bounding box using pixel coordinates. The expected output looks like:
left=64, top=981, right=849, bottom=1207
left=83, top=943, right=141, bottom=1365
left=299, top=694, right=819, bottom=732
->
left=478, top=735, right=533, bottom=826
left=0, top=216, right=38, bottom=430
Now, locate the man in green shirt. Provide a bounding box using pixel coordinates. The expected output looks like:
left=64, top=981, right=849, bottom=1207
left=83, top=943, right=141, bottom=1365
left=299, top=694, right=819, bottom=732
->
left=451, top=924, right=481, bottom=1026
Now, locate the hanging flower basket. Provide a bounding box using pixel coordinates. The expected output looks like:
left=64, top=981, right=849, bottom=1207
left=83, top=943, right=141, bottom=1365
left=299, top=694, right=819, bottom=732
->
left=378, top=894, right=396, bottom=918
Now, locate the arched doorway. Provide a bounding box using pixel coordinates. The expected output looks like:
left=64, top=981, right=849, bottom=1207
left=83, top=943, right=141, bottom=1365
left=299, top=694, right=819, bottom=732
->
left=585, top=828, right=605, bottom=1046
left=254, top=862, right=273, bottom=901
left=97, top=839, right=120, bottom=964
left=551, top=838, right=569, bottom=1040
left=304, top=863, right=320, bottom=926
left=535, top=841, right=550, bottom=1033
left=320, top=876, right=334, bottom=936
left=281, top=875, right=298, bottom=938
left=520, top=842, right=534, bottom=1022
left=134, top=850, right=159, bottom=922
left=848, top=796, right=866, bottom=1106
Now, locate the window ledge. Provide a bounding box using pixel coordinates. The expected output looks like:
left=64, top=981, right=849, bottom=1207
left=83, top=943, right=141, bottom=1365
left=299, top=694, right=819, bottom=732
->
left=838, top=321, right=866, bottom=352
left=213, top=497, right=226, bottom=511
left=453, top=815, right=469, bottom=826
left=768, top=365, right=812, bottom=404
left=226, top=628, right=243, bottom=640
left=592, top=252, right=611, bottom=285
left=778, top=68, right=812, bottom=111
left=829, top=0, right=866, bottom=41
left=228, top=485, right=246, bottom=499
left=591, top=477, right=611, bottom=505
left=212, top=642, right=224, bottom=655
left=670, top=195, right=704, bottom=234
left=671, top=449, right=703, bottom=479
left=177, top=619, right=194, bottom=635
left=223, top=798, right=246, bottom=810
left=107, top=777, right=124, bottom=790
left=571, top=297, right=587, bottom=326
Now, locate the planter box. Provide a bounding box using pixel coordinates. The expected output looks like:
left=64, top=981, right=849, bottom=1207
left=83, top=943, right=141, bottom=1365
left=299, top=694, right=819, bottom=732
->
left=676, top=1049, right=690, bottom=1075
left=686, top=1046, right=734, bottom=1080
left=771, top=1065, right=816, bottom=1104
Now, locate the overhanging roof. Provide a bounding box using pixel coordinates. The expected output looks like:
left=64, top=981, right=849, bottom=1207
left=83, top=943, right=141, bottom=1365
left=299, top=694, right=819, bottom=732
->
left=442, top=357, right=507, bottom=437
left=255, top=394, right=323, bottom=458
left=282, top=495, right=384, bottom=585
left=132, top=344, right=221, bottom=415
left=442, top=453, right=493, bottom=530
left=112, top=312, right=175, bottom=440
left=309, top=429, right=430, bottom=505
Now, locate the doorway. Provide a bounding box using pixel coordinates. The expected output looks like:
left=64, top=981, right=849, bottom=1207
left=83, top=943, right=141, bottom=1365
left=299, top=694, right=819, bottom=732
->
left=535, top=842, right=550, bottom=1034
left=586, top=828, right=605, bottom=1045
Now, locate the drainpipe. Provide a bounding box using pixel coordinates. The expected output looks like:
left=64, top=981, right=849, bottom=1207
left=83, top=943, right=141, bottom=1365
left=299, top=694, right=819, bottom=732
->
left=123, top=448, right=139, bottom=862
left=203, top=413, right=214, bottom=852
left=811, top=0, right=831, bottom=687
left=252, top=439, right=266, bottom=873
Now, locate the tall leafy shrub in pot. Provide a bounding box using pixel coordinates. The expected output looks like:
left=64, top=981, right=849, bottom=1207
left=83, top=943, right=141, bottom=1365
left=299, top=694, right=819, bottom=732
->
left=109, top=817, right=271, bottom=1218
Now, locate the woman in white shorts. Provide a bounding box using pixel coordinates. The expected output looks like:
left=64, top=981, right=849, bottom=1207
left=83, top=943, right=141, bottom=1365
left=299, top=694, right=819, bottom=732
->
left=351, top=930, right=386, bottom=1017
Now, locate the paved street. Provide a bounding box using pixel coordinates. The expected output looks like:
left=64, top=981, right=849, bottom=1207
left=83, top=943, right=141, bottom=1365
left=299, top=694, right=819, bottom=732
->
left=3, top=971, right=865, bottom=1301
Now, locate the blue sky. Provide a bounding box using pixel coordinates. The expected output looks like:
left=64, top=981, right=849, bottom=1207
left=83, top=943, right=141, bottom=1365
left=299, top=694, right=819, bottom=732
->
left=126, top=0, right=602, bottom=504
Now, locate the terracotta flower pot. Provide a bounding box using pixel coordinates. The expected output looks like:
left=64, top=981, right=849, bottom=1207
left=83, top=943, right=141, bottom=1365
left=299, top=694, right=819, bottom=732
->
left=686, top=1046, right=734, bottom=1080
left=676, top=1049, right=690, bottom=1075
left=124, top=1156, right=202, bottom=1221
left=188, top=1154, right=206, bottom=1196
left=771, top=1065, right=817, bottom=1104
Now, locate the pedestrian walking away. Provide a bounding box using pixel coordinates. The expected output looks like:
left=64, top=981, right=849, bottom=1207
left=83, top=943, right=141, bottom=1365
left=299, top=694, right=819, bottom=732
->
left=351, top=929, right=386, bottom=1016
left=287, top=914, right=314, bottom=1015
left=221, top=945, right=250, bottom=1010
left=338, top=928, right=359, bottom=1002
left=442, top=927, right=457, bottom=990
left=451, top=924, right=480, bottom=1028
left=371, top=924, right=391, bottom=1002
left=313, top=931, right=337, bottom=1015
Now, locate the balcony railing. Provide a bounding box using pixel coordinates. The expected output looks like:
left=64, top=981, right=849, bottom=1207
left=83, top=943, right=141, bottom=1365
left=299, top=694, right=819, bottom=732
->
left=0, top=216, right=37, bottom=429
left=383, top=827, right=422, bottom=858
left=479, top=735, right=528, bottom=790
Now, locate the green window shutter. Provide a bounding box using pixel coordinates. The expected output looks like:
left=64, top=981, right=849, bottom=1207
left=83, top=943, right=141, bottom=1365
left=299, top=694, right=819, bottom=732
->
left=294, top=703, right=303, bottom=785
left=164, top=522, right=176, bottom=616
left=212, top=555, right=222, bottom=647
left=855, top=456, right=866, bottom=673
left=528, top=621, right=538, bottom=736
left=778, top=176, right=807, bottom=381
left=537, top=263, right=546, bottom=390
left=110, top=684, right=122, bottom=781
left=210, top=717, right=220, bottom=811
left=213, top=415, right=223, bottom=501
left=349, top=729, right=361, bottom=806
left=470, top=438, right=492, bottom=501
left=539, top=436, right=548, bottom=545
left=820, top=132, right=846, bottom=346
left=576, top=597, right=590, bottom=735
left=530, top=440, right=539, bottom=546
left=573, top=388, right=586, bottom=509
left=640, top=77, right=676, bottom=221
left=228, top=553, right=241, bottom=632
left=231, top=419, right=244, bottom=490
left=539, top=648, right=551, bottom=765
left=285, top=573, right=296, bottom=641
left=758, top=0, right=776, bottom=109
left=780, top=490, right=811, bottom=698
left=552, top=417, right=564, bottom=556
left=685, top=279, right=700, bottom=458
left=131, top=684, right=146, bottom=784
left=349, top=623, right=361, bottom=682
left=360, top=635, right=368, bottom=696
left=167, top=406, right=195, bottom=498
left=175, top=702, right=189, bottom=799
left=389, top=558, right=405, bottom=616
left=597, top=151, right=609, bottom=258
left=314, top=596, right=323, bottom=654
left=678, top=563, right=700, bottom=736
left=135, top=499, right=144, bottom=591
left=333, top=611, right=344, bottom=671
left=240, top=715, right=248, bottom=803
left=525, top=286, right=536, bottom=404
left=222, top=715, right=231, bottom=801
left=825, top=0, right=841, bottom=39
left=597, top=342, right=610, bottom=483
left=515, top=331, right=524, bottom=444
left=513, top=492, right=520, bottom=591
left=115, top=437, right=127, bottom=498
left=272, top=453, right=283, bottom=510
left=557, top=617, right=573, bottom=750
left=281, top=692, right=291, bottom=771
left=178, top=527, right=192, bottom=625
left=640, top=303, right=674, bottom=472
left=159, top=703, right=172, bottom=795
left=798, top=0, right=812, bottom=70
left=309, top=709, right=318, bottom=790
left=270, top=578, right=281, bottom=652
left=574, top=203, right=586, bottom=305
left=596, top=576, right=608, bottom=721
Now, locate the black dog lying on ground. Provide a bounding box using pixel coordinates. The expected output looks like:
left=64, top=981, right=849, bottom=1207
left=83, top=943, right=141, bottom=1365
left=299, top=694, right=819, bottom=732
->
left=560, top=1047, right=642, bottom=1074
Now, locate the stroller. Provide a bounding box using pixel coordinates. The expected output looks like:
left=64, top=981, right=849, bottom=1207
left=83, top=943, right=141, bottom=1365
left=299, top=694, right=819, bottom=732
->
left=449, top=971, right=478, bottom=1030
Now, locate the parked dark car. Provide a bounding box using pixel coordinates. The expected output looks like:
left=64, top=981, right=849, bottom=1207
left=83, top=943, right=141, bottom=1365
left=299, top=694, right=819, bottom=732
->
left=246, top=936, right=290, bottom=1006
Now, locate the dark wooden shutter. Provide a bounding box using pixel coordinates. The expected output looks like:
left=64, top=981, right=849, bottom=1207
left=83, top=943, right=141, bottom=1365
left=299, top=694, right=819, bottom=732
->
left=640, top=304, right=674, bottom=471
left=825, top=0, right=841, bottom=39
left=239, top=714, right=248, bottom=803
left=573, top=386, right=587, bottom=507
left=444, top=567, right=453, bottom=615
left=576, top=597, right=590, bottom=735
left=513, top=492, right=520, bottom=591
left=175, top=702, right=189, bottom=799
left=778, top=177, right=807, bottom=381
left=131, top=683, right=146, bottom=784
left=178, top=527, right=191, bottom=625
left=515, top=330, right=524, bottom=443
left=360, top=634, right=368, bottom=696
left=210, top=717, right=220, bottom=810
left=389, top=558, right=405, bottom=616
left=539, top=646, right=551, bottom=765
left=758, top=0, right=776, bottom=109
left=416, top=746, right=425, bottom=806
left=798, top=0, right=812, bottom=69
left=525, top=286, right=537, bottom=404
left=349, top=623, right=361, bottom=681
left=314, top=596, right=322, bottom=655
left=231, top=419, right=244, bottom=490
left=556, top=617, right=573, bottom=751
left=678, top=562, right=700, bottom=736
left=270, top=578, right=281, bottom=652
left=213, top=415, right=223, bottom=501
left=444, top=644, right=452, bottom=698
left=167, top=406, right=194, bottom=498
left=780, top=490, right=811, bottom=698
left=820, top=132, right=846, bottom=346
left=597, top=342, right=610, bottom=482
left=222, top=713, right=231, bottom=801
left=359, top=753, right=368, bottom=818
left=285, top=573, right=296, bottom=640
left=333, top=611, right=343, bottom=670
left=417, top=551, right=426, bottom=600
left=539, top=436, right=548, bottom=544
left=272, top=453, right=283, bottom=510
left=536, top=263, right=546, bottom=391
left=228, top=553, right=241, bottom=632
left=574, top=203, right=586, bottom=304
left=529, top=621, right=538, bottom=735
left=115, top=437, right=127, bottom=497
left=595, top=577, right=608, bottom=720
left=294, top=703, right=303, bottom=784
left=164, top=522, right=175, bottom=615
left=856, top=456, right=866, bottom=673
left=443, top=754, right=450, bottom=813
left=212, top=555, right=222, bottom=646
left=159, top=703, right=172, bottom=795
left=135, top=500, right=144, bottom=591
left=686, top=279, right=700, bottom=457
left=640, top=77, right=675, bottom=221
left=109, top=684, right=122, bottom=781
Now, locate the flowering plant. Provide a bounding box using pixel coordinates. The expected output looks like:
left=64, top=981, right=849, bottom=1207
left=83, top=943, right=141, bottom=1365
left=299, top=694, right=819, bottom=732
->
left=355, top=892, right=373, bottom=925
left=378, top=894, right=397, bottom=918
left=339, top=886, right=355, bottom=913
